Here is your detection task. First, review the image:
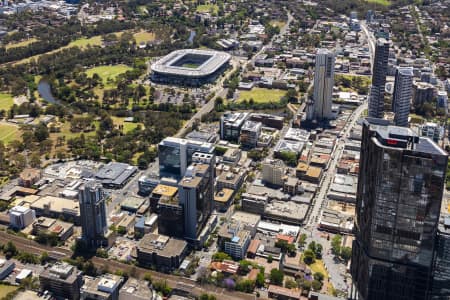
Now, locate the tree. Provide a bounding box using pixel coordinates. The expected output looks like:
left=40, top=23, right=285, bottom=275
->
left=278, top=151, right=298, bottom=167
left=236, top=279, right=255, bottom=293
left=153, top=280, right=172, bottom=296
left=331, top=235, right=342, bottom=255
left=314, top=272, right=324, bottom=282
left=270, top=268, right=284, bottom=286
left=29, top=152, right=41, bottom=168
left=3, top=241, right=17, bottom=258
left=301, top=280, right=312, bottom=291
left=212, top=252, right=232, bottom=261
left=340, top=246, right=352, bottom=261
left=96, top=248, right=108, bottom=258
left=303, top=249, right=315, bottom=265
left=239, top=260, right=253, bottom=274
left=200, top=294, right=217, bottom=300
left=285, top=278, right=298, bottom=289
left=298, top=233, right=307, bottom=248
left=256, top=272, right=265, bottom=288
left=267, top=255, right=273, bottom=263
left=34, top=123, right=49, bottom=142
left=40, top=252, right=50, bottom=264
left=312, top=279, right=323, bottom=291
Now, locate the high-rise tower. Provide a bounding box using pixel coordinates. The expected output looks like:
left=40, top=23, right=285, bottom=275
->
left=178, top=158, right=214, bottom=243
left=392, top=66, right=414, bottom=127
left=311, top=49, right=335, bottom=120
left=350, top=118, right=448, bottom=300
left=78, top=181, right=108, bottom=249
left=368, top=38, right=389, bottom=119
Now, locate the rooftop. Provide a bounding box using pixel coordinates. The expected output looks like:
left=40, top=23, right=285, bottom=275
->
left=152, top=184, right=178, bottom=197
left=241, top=120, right=262, bottom=132
left=365, top=118, right=447, bottom=156
left=231, top=211, right=261, bottom=227
left=121, top=197, right=146, bottom=211
left=31, top=196, right=80, bottom=216
left=214, top=188, right=234, bottom=203
left=119, top=278, right=152, bottom=300
left=151, top=49, right=231, bottom=77
left=138, top=233, right=187, bottom=257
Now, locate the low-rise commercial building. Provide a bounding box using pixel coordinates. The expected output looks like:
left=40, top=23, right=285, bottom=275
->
left=136, top=233, right=188, bottom=271
left=0, top=258, right=15, bottom=280
left=218, top=221, right=251, bottom=260
left=81, top=274, right=123, bottom=300
left=249, top=113, right=284, bottom=129
left=265, top=201, right=309, bottom=225
left=296, top=163, right=323, bottom=183
left=9, top=206, right=36, bottom=229
left=31, top=195, right=80, bottom=224
left=241, top=193, right=268, bottom=215
left=39, top=262, right=83, bottom=300
left=222, top=148, right=242, bottom=166
left=118, top=278, right=152, bottom=300
left=241, top=193, right=269, bottom=215
left=137, top=175, right=159, bottom=196
left=268, top=285, right=302, bottom=300
left=32, top=217, right=74, bottom=241
left=95, top=162, right=137, bottom=189
left=216, top=168, right=245, bottom=191
left=150, top=184, right=178, bottom=213
left=214, top=188, right=234, bottom=212
left=19, top=168, right=41, bottom=188
left=220, top=112, right=249, bottom=142
left=240, top=121, right=262, bottom=148
left=120, top=197, right=147, bottom=213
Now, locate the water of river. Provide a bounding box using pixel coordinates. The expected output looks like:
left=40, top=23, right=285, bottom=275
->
left=37, top=80, right=61, bottom=105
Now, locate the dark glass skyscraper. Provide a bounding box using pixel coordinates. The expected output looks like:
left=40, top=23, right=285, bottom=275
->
left=392, top=67, right=414, bottom=127
left=368, top=39, right=389, bottom=119
left=431, top=220, right=450, bottom=299
left=351, top=118, right=448, bottom=300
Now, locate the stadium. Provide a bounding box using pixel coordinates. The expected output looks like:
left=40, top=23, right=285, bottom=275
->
left=150, top=49, right=231, bottom=86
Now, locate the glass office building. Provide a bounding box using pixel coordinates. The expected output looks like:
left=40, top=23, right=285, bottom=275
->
left=351, top=118, right=448, bottom=300
left=158, top=137, right=214, bottom=180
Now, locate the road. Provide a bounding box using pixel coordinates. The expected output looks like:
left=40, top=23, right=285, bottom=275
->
left=360, top=21, right=375, bottom=70
left=0, top=231, right=258, bottom=300
left=306, top=102, right=367, bottom=228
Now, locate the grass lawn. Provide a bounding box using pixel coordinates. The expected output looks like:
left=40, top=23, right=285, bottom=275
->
left=237, top=88, right=286, bottom=103
left=85, top=65, right=132, bottom=87
left=67, top=35, right=103, bottom=48
left=0, top=123, right=20, bottom=144
left=0, top=93, right=14, bottom=111
left=5, top=37, right=39, bottom=50
left=196, top=4, right=219, bottom=14
left=133, top=31, right=156, bottom=44
left=365, top=0, right=391, bottom=5
left=0, top=284, right=19, bottom=297
left=309, top=259, right=328, bottom=277
left=111, top=116, right=143, bottom=134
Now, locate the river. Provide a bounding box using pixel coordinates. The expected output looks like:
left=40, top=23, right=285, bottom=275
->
left=37, top=79, right=61, bottom=105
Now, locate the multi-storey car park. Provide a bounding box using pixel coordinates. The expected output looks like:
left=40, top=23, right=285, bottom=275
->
left=150, top=49, right=231, bottom=86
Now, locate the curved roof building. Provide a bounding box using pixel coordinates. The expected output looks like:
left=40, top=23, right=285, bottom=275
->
left=150, top=49, right=231, bottom=86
